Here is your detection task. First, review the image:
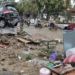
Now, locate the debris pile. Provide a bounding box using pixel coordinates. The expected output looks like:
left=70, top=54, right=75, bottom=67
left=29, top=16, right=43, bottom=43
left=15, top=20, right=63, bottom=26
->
left=0, top=29, right=66, bottom=75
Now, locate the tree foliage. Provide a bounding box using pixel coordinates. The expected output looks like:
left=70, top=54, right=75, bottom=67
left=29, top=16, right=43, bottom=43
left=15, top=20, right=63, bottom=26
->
left=16, top=0, right=65, bottom=17
left=16, top=0, right=38, bottom=14
left=36, top=0, right=65, bottom=15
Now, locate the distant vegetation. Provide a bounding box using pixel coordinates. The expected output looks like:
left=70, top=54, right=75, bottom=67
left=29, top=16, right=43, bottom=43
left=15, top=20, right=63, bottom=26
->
left=16, top=0, right=66, bottom=19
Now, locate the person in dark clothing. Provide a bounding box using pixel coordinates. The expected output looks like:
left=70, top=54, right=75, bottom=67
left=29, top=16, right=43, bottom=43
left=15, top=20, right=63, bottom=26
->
left=48, top=22, right=55, bottom=29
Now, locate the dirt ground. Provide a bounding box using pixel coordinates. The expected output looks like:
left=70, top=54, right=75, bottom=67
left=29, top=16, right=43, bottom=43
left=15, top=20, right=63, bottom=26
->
left=23, top=26, right=63, bottom=51
left=0, top=26, right=64, bottom=75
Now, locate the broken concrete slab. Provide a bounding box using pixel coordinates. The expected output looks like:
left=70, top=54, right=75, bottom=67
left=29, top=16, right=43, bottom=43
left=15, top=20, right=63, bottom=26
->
left=0, top=28, right=17, bottom=34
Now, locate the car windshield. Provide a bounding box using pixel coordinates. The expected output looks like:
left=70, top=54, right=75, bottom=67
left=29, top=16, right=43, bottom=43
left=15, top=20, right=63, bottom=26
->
left=7, top=6, right=17, bottom=11
left=0, top=6, right=4, bottom=11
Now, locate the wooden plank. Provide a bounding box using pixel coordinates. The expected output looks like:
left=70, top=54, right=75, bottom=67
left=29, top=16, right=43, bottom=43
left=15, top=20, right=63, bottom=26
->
left=17, top=37, right=30, bottom=44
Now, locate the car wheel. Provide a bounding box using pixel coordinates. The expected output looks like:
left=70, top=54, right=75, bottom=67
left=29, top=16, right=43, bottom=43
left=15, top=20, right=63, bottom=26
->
left=64, top=27, right=68, bottom=30
left=0, top=20, right=5, bottom=28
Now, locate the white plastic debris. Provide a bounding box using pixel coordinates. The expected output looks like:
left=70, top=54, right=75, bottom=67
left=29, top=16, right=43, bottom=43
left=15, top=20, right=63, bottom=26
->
left=18, top=55, right=21, bottom=60
left=40, top=68, right=51, bottom=75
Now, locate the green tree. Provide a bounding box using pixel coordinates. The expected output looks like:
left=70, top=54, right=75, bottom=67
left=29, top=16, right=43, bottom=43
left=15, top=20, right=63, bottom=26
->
left=16, top=0, right=38, bottom=15
left=16, top=0, right=65, bottom=19
left=66, top=0, right=71, bottom=8
left=36, top=0, right=65, bottom=19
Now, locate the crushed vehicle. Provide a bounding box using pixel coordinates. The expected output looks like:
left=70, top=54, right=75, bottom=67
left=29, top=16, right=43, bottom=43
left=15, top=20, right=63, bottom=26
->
left=0, top=4, right=21, bottom=34
left=64, top=23, right=75, bottom=30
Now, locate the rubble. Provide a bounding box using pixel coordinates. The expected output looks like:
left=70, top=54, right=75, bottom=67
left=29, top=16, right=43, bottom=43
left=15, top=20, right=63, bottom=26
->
left=18, top=51, right=34, bottom=61
left=0, top=26, right=64, bottom=75
left=2, top=68, right=8, bottom=71
left=27, top=58, right=49, bottom=66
